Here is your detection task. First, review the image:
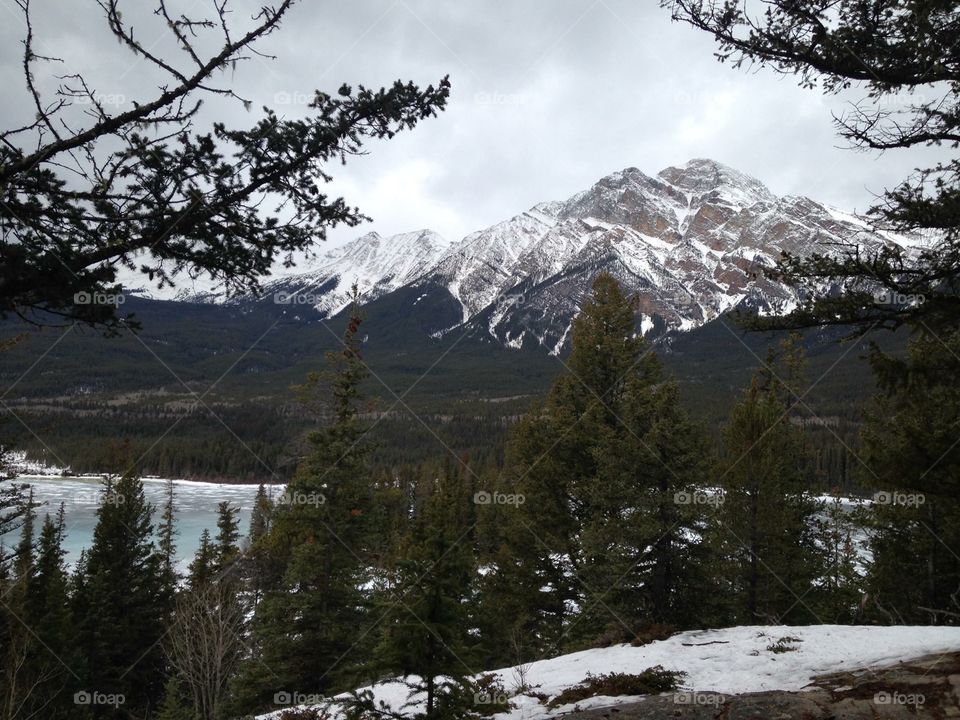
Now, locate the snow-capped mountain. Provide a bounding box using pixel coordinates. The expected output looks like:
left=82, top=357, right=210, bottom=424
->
left=194, top=159, right=927, bottom=353
left=405, top=158, right=923, bottom=353
left=265, top=229, right=451, bottom=317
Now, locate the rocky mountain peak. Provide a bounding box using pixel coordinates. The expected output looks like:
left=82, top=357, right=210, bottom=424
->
left=658, top=158, right=776, bottom=208
left=227, top=159, right=924, bottom=353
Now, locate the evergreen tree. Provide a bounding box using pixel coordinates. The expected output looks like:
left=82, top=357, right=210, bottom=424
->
left=13, top=486, right=34, bottom=580
left=859, top=330, right=960, bottom=622
left=815, top=493, right=865, bottom=623
left=712, top=339, right=826, bottom=623
left=158, top=478, right=179, bottom=589
left=244, top=484, right=275, bottom=611
left=74, top=472, right=170, bottom=715
left=234, top=298, right=376, bottom=710
left=17, top=506, right=78, bottom=719
left=0, top=491, right=50, bottom=720
left=248, top=483, right=273, bottom=544
left=490, top=273, right=712, bottom=659
left=189, top=529, right=217, bottom=590
left=372, top=469, right=477, bottom=719
left=0, top=472, right=27, bottom=566
left=214, top=501, right=241, bottom=579
left=156, top=675, right=192, bottom=720
left=580, top=375, right=714, bottom=639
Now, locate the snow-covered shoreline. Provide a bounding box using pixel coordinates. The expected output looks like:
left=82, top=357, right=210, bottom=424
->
left=6, top=451, right=282, bottom=488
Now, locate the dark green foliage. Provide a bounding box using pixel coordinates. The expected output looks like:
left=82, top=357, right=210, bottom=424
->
left=0, top=447, right=27, bottom=564
left=1, top=1, right=449, bottom=332
left=711, top=338, right=827, bottom=624
left=73, top=472, right=170, bottom=715
left=373, top=469, right=477, bottom=719
left=1, top=499, right=79, bottom=720
left=214, top=501, right=242, bottom=577
left=814, top=494, right=865, bottom=623
left=491, top=274, right=713, bottom=659
left=235, top=300, right=377, bottom=710
left=249, top=483, right=273, bottom=543
left=860, top=330, right=960, bottom=622
left=244, top=483, right=275, bottom=611
left=156, top=675, right=193, bottom=720
left=188, top=529, right=217, bottom=590
left=547, top=668, right=686, bottom=708
left=157, top=478, right=180, bottom=612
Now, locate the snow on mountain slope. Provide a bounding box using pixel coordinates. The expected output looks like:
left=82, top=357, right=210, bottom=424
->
left=468, top=158, right=929, bottom=352
left=148, top=158, right=932, bottom=351
left=263, top=229, right=450, bottom=317
left=257, top=625, right=960, bottom=719
left=429, top=209, right=559, bottom=322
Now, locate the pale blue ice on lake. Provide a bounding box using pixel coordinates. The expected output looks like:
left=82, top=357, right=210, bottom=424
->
left=1, top=475, right=284, bottom=569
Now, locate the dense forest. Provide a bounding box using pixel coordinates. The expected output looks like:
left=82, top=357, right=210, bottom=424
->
left=2, top=275, right=957, bottom=719
left=2, top=0, right=958, bottom=717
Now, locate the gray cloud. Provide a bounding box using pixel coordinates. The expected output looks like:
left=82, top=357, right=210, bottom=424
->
left=1, top=0, right=948, bottom=260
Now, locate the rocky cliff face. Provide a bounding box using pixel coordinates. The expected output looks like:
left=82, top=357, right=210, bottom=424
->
left=237, top=159, right=925, bottom=353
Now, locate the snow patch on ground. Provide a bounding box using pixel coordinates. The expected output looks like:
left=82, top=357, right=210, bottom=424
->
left=257, top=625, right=960, bottom=720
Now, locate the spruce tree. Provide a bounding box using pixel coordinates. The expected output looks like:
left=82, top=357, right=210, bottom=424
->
left=17, top=506, right=78, bottom=719
left=74, top=472, right=170, bottom=715
left=815, top=494, right=865, bottom=623
left=214, top=501, right=241, bottom=580
left=189, top=529, right=217, bottom=590
left=859, top=330, right=960, bottom=622
left=234, top=298, right=376, bottom=710
left=0, top=491, right=50, bottom=720
left=492, top=273, right=712, bottom=657
left=156, top=675, right=192, bottom=720
left=713, top=339, right=825, bottom=624
left=244, top=484, right=275, bottom=611
left=372, top=469, right=477, bottom=719
left=157, top=478, right=179, bottom=588
left=580, top=376, right=713, bottom=638
left=13, top=486, right=34, bottom=580
left=248, top=483, right=273, bottom=543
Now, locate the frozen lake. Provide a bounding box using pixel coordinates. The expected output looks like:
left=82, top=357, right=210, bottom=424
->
left=2, top=475, right=283, bottom=569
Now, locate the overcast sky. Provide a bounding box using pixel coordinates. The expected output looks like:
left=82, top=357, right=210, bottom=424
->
left=1, top=0, right=946, bottom=253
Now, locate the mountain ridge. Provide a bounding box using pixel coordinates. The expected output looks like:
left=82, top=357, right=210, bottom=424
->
left=145, top=158, right=926, bottom=353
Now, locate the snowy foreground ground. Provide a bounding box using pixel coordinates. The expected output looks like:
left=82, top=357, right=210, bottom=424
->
left=259, top=625, right=960, bottom=719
